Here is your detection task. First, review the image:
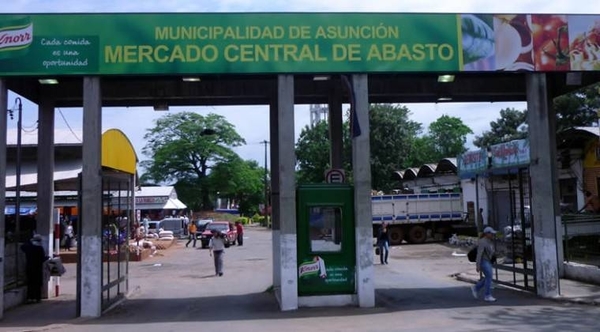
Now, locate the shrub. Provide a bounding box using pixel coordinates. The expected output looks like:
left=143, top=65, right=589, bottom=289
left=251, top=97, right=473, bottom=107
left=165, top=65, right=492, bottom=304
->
left=235, top=216, right=250, bottom=224
left=251, top=213, right=263, bottom=224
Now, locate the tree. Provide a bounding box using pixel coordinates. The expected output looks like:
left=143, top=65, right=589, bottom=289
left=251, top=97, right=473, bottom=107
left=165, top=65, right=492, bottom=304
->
left=295, top=120, right=352, bottom=184
left=554, top=83, right=600, bottom=131
left=209, top=156, right=265, bottom=216
left=141, top=112, right=245, bottom=210
left=370, top=104, right=422, bottom=191
left=473, top=108, right=528, bottom=148
left=404, top=135, right=437, bottom=167
left=426, top=115, right=473, bottom=159
left=473, top=83, right=600, bottom=148
left=295, top=104, right=423, bottom=191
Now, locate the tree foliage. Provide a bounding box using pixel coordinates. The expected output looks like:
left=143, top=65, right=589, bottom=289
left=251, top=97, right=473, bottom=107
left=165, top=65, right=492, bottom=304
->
left=426, top=115, right=473, bottom=159
left=295, top=120, right=352, bottom=184
left=403, top=135, right=436, bottom=167
left=370, top=104, right=422, bottom=191
left=473, top=108, right=528, bottom=148
left=473, top=83, right=600, bottom=148
left=294, top=105, right=473, bottom=192
left=554, top=83, right=600, bottom=131
left=209, top=156, right=265, bottom=216
left=141, top=112, right=245, bottom=209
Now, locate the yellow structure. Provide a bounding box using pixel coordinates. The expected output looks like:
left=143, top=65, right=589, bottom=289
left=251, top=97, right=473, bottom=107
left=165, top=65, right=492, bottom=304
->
left=101, top=129, right=138, bottom=175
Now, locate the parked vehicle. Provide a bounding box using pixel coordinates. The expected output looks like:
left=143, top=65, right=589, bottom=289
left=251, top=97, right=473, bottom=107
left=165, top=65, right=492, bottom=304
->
left=372, top=192, right=467, bottom=245
left=194, top=219, right=213, bottom=236
left=198, top=221, right=237, bottom=248
left=146, top=221, right=162, bottom=234
left=159, top=217, right=185, bottom=237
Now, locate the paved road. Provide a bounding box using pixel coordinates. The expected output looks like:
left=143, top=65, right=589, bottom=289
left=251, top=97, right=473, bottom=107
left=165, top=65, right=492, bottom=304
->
left=1, top=228, right=599, bottom=332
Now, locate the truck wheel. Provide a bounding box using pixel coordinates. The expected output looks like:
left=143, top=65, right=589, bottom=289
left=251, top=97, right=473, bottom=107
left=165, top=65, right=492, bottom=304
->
left=408, top=226, right=427, bottom=244
left=388, top=228, right=404, bottom=246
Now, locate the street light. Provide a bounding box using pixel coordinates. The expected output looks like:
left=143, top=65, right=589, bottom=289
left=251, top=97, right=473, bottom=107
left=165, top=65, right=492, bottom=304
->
left=200, top=128, right=216, bottom=136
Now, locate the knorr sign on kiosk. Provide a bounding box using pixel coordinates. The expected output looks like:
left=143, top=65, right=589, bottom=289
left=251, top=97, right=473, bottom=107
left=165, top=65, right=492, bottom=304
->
left=1, top=13, right=600, bottom=75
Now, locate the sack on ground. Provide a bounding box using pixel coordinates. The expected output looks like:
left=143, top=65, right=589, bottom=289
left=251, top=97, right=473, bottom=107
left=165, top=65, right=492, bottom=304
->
left=46, top=257, right=67, bottom=276
left=375, top=247, right=380, bottom=255
left=467, top=246, right=477, bottom=262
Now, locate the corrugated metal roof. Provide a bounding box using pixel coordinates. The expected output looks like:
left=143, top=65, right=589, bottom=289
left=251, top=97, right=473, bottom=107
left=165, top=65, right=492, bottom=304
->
left=574, top=126, right=599, bottom=137
left=6, top=128, right=83, bottom=145
left=136, top=186, right=175, bottom=198
left=5, top=160, right=82, bottom=189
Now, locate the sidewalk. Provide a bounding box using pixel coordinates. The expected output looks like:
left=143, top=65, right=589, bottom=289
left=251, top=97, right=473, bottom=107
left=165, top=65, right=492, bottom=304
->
left=454, top=269, right=600, bottom=306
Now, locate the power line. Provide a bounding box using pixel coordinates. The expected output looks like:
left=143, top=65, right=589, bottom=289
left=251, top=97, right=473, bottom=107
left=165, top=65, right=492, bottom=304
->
left=58, top=108, right=82, bottom=142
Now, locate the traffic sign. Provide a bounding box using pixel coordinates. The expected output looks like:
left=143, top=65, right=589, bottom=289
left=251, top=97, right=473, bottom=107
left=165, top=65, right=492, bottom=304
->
left=325, top=169, right=346, bottom=183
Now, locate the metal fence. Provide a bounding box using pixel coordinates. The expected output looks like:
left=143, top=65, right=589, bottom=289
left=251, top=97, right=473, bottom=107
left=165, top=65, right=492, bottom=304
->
left=3, top=242, right=27, bottom=290
left=562, top=214, right=600, bottom=266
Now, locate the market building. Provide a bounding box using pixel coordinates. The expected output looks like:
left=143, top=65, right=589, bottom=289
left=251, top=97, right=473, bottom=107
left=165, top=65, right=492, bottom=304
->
left=1, top=12, right=600, bottom=319
left=133, top=186, right=187, bottom=220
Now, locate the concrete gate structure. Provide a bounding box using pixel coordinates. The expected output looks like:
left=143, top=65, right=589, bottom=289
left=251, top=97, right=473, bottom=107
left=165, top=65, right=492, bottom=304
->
left=1, top=12, right=600, bottom=318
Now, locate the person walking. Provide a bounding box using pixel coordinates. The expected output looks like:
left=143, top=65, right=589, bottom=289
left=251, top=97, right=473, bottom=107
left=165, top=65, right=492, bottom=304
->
left=235, top=221, right=244, bottom=246
left=377, top=222, right=390, bottom=265
left=64, top=221, right=74, bottom=251
left=471, top=226, right=498, bottom=302
left=209, top=231, right=226, bottom=276
left=185, top=221, right=197, bottom=247
left=21, top=234, right=48, bottom=303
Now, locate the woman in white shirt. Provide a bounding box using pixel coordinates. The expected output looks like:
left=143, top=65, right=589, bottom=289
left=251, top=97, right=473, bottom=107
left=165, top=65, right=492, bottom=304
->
left=209, top=231, right=226, bottom=276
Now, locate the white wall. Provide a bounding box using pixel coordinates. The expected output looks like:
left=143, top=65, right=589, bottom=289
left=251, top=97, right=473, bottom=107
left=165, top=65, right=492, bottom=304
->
left=461, top=177, right=488, bottom=226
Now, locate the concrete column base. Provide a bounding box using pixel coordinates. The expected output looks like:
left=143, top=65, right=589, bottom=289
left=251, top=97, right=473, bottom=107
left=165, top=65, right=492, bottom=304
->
left=298, top=295, right=357, bottom=307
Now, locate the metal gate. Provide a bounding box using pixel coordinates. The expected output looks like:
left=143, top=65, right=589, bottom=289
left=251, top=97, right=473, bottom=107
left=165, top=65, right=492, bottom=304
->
left=488, top=167, right=536, bottom=292
left=77, top=170, right=134, bottom=314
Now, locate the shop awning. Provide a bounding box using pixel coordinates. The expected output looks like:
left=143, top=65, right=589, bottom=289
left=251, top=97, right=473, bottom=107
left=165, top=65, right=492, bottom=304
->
left=163, top=198, right=187, bottom=209
left=137, top=198, right=187, bottom=210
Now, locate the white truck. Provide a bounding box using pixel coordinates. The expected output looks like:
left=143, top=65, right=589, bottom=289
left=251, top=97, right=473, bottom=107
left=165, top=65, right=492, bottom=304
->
left=372, top=192, right=467, bottom=245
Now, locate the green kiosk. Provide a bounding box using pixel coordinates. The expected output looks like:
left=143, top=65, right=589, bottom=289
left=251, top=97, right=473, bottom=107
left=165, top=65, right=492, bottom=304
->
left=296, top=184, right=356, bottom=296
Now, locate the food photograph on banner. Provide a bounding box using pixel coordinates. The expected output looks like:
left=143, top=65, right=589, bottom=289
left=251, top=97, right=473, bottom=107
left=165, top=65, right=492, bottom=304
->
left=461, top=14, right=599, bottom=72
left=568, top=15, right=600, bottom=71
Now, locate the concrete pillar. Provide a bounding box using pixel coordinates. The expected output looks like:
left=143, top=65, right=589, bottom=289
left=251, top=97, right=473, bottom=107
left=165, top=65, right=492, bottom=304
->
left=0, top=79, right=8, bottom=318
left=328, top=83, right=344, bottom=169
left=37, top=96, right=55, bottom=299
left=272, top=75, right=297, bottom=311
left=79, top=77, right=103, bottom=317
left=351, top=74, right=375, bottom=307
left=269, top=98, right=281, bottom=294
left=526, top=73, right=561, bottom=297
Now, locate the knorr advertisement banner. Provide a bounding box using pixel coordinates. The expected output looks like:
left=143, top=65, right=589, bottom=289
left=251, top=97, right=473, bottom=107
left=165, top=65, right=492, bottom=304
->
left=298, top=256, right=355, bottom=295
left=0, top=13, right=599, bottom=76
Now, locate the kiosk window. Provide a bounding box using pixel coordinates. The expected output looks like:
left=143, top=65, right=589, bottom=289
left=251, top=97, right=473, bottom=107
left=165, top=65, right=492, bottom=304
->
left=308, top=206, right=342, bottom=252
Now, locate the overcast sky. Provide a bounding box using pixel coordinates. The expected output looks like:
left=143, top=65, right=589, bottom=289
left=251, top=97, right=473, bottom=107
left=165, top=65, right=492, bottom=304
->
left=3, top=0, right=594, bottom=169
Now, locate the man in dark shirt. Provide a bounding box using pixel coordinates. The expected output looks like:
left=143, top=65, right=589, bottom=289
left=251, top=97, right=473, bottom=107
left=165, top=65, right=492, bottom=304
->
left=21, top=234, right=48, bottom=303
left=377, top=222, right=390, bottom=265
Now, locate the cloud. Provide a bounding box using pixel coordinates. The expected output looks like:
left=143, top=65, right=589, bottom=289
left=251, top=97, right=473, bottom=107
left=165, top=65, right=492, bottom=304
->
left=2, top=0, right=593, bottom=13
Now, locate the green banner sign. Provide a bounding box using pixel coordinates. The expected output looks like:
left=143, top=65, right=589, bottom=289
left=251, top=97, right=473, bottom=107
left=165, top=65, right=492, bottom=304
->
left=298, top=256, right=355, bottom=289
left=1, top=13, right=599, bottom=76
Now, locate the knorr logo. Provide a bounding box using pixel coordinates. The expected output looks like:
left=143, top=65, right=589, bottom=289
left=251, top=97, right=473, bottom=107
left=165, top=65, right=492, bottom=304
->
left=0, top=17, right=33, bottom=56
left=298, top=256, right=327, bottom=279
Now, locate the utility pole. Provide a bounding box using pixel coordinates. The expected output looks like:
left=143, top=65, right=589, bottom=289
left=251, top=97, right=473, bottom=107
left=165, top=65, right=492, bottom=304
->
left=261, top=140, right=270, bottom=227
left=11, top=98, right=22, bottom=281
